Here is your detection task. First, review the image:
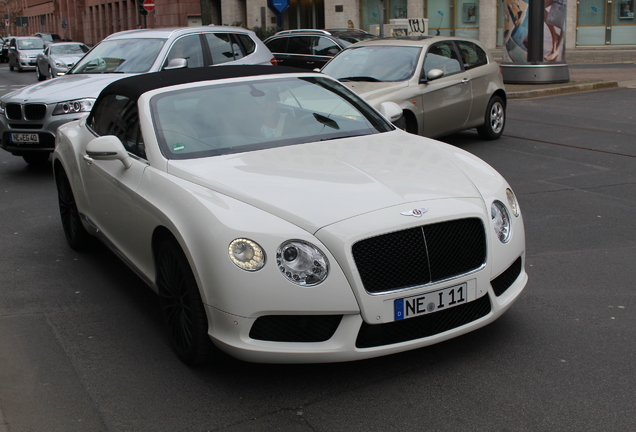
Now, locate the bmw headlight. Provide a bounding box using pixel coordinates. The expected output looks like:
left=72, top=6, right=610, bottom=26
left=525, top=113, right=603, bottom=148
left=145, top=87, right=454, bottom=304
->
left=491, top=200, right=512, bottom=243
left=228, top=238, right=265, bottom=271
left=277, top=240, right=329, bottom=286
left=52, top=98, right=95, bottom=116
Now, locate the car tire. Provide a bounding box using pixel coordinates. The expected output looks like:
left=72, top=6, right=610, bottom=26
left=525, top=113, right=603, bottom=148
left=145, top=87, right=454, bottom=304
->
left=9, top=63, right=13, bottom=71
left=477, top=95, right=506, bottom=140
left=55, top=165, right=91, bottom=250
left=36, top=66, right=45, bottom=81
left=48, top=66, right=53, bottom=79
left=156, top=237, right=215, bottom=366
left=22, top=153, right=50, bottom=165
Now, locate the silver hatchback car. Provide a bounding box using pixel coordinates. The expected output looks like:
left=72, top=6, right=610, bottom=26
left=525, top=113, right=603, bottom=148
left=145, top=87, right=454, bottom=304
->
left=0, top=26, right=277, bottom=165
left=7, top=37, right=46, bottom=72
left=321, top=36, right=506, bottom=140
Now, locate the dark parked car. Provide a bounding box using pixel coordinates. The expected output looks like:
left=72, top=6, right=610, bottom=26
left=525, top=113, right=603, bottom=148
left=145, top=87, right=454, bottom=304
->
left=35, top=32, right=63, bottom=46
left=0, top=37, right=8, bottom=63
left=264, top=29, right=376, bottom=70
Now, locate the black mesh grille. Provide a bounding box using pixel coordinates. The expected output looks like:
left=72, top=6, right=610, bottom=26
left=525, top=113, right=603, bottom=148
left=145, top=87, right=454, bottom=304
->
left=356, top=294, right=491, bottom=348
left=352, top=218, right=486, bottom=294
left=6, top=104, right=22, bottom=120
left=24, top=104, right=47, bottom=121
left=249, top=315, right=342, bottom=342
left=491, top=256, right=522, bottom=296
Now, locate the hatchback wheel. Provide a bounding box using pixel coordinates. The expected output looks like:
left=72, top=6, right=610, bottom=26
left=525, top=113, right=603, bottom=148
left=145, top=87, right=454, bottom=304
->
left=36, top=66, right=45, bottom=81
left=477, top=95, right=506, bottom=140
left=55, top=166, right=91, bottom=250
left=48, top=66, right=54, bottom=79
left=157, top=237, right=215, bottom=365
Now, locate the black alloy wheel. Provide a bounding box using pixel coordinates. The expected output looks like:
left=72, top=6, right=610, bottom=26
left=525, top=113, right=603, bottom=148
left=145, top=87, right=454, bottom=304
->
left=55, top=166, right=90, bottom=250
left=156, top=237, right=214, bottom=365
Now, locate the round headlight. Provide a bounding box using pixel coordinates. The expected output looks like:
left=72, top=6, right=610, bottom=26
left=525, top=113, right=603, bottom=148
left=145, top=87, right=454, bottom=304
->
left=228, top=238, right=265, bottom=271
left=506, top=188, right=520, bottom=217
left=277, top=240, right=329, bottom=286
left=491, top=200, right=512, bottom=243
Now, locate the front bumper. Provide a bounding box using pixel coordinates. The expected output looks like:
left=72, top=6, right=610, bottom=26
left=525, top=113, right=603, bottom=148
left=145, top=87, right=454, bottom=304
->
left=0, top=106, right=87, bottom=155
left=207, top=255, right=527, bottom=364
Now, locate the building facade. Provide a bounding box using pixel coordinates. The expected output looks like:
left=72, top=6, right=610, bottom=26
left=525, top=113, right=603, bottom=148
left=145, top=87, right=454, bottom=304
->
left=10, top=0, right=636, bottom=48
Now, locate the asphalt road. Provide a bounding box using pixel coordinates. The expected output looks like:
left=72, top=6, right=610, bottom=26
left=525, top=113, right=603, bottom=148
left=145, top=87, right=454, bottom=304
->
left=1, top=66, right=635, bottom=431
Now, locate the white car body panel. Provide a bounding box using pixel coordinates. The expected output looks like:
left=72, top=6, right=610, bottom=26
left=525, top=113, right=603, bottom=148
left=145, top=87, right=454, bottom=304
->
left=53, top=69, right=526, bottom=364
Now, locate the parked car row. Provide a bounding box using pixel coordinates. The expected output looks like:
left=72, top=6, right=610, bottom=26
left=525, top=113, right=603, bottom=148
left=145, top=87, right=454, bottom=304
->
left=0, top=26, right=277, bottom=165
left=0, top=26, right=524, bottom=366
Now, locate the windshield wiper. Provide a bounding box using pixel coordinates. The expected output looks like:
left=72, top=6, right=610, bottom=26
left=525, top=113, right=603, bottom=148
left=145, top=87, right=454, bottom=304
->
left=338, top=76, right=382, bottom=82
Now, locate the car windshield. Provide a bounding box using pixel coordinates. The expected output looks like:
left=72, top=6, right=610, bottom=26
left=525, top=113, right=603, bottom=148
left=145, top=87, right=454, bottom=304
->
left=17, top=39, right=45, bottom=50
left=51, top=44, right=89, bottom=55
left=70, top=38, right=165, bottom=74
left=322, top=45, right=421, bottom=82
left=40, top=34, right=62, bottom=42
left=152, top=76, right=393, bottom=160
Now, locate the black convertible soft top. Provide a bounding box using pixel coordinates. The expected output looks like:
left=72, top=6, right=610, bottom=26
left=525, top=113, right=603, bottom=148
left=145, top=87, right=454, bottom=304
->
left=96, top=65, right=311, bottom=104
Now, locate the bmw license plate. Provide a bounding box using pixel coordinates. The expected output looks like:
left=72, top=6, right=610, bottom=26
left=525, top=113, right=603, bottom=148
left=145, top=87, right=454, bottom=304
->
left=11, top=133, right=39, bottom=144
left=394, top=282, right=468, bottom=321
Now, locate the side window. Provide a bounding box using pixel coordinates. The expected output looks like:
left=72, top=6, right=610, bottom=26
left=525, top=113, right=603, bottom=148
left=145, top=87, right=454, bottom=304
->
left=423, top=41, right=462, bottom=77
left=265, top=37, right=287, bottom=54
left=313, top=37, right=340, bottom=56
left=456, top=41, right=488, bottom=70
left=205, top=33, right=244, bottom=64
left=164, top=35, right=204, bottom=68
left=286, top=36, right=312, bottom=55
left=236, top=34, right=256, bottom=55
left=87, top=95, right=146, bottom=159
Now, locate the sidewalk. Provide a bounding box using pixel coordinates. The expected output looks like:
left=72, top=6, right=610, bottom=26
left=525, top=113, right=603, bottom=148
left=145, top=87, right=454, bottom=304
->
left=491, top=48, right=636, bottom=98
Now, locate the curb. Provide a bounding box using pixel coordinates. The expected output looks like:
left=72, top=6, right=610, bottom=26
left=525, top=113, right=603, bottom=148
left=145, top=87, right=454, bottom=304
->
left=507, top=81, right=619, bottom=99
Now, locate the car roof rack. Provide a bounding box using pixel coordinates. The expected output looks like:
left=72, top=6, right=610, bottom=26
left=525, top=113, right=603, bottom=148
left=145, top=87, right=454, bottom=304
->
left=275, top=29, right=331, bottom=36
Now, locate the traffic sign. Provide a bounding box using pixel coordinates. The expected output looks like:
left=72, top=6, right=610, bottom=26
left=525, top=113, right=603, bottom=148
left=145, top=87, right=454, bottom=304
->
left=142, top=0, right=155, bottom=12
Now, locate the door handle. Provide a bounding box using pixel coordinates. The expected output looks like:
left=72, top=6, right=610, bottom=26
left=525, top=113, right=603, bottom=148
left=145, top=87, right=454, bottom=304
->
left=461, top=78, right=470, bottom=84
left=83, top=154, right=93, bottom=165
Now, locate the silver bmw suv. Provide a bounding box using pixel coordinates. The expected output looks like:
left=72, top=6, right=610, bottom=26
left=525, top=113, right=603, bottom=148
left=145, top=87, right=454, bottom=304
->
left=0, top=26, right=277, bottom=165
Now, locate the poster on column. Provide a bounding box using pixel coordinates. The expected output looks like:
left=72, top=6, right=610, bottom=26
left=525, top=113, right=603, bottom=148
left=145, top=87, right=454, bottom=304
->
left=544, top=0, right=567, bottom=62
left=502, top=0, right=530, bottom=62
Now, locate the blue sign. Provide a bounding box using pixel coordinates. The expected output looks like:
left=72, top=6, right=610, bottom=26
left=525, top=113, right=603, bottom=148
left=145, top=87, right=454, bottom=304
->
left=267, top=0, right=290, bottom=15
left=267, top=0, right=289, bottom=28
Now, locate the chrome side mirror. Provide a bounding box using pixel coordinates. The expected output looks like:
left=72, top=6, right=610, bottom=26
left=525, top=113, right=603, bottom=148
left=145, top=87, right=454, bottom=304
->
left=164, top=58, right=188, bottom=70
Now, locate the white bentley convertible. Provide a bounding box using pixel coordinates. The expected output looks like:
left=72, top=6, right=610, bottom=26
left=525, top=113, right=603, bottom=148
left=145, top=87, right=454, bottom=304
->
left=53, top=66, right=527, bottom=365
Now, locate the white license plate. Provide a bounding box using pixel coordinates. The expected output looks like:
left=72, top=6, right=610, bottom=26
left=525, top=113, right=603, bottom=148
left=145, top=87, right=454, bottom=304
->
left=11, top=133, right=39, bottom=144
left=394, top=283, right=468, bottom=321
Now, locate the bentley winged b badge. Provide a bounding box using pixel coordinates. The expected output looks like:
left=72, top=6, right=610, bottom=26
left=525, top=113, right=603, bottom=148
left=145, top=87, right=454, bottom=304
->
left=400, top=208, right=429, bottom=218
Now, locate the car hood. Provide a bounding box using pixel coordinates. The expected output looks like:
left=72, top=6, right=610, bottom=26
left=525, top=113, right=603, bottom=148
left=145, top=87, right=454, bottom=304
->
left=167, top=131, right=482, bottom=233
left=2, top=74, right=133, bottom=103
left=339, top=80, right=410, bottom=102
